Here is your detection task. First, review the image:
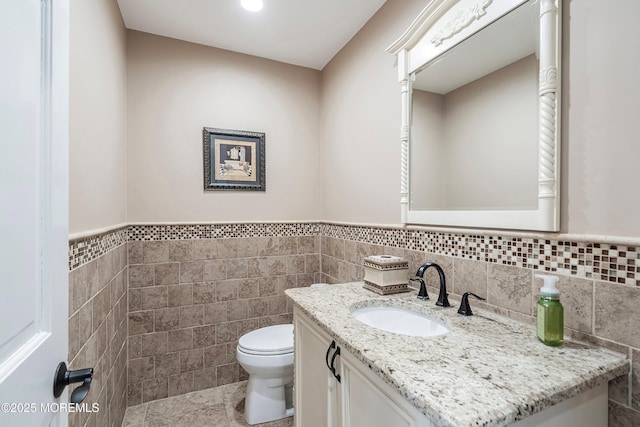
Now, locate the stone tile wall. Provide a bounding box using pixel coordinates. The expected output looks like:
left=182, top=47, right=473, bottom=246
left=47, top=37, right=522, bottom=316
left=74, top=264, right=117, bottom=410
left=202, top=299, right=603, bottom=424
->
left=68, top=242, right=128, bottom=427
left=68, top=222, right=640, bottom=425
left=320, top=225, right=640, bottom=426
left=125, top=236, right=321, bottom=404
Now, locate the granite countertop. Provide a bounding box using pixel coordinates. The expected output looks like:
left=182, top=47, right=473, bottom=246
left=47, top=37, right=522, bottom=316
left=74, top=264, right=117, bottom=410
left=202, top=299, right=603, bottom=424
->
left=285, top=282, right=629, bottom=427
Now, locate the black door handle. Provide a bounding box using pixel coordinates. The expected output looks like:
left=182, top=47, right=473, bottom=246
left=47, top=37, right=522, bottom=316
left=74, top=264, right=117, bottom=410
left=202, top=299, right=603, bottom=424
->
left=325, top=340, right=336, bottom=370
left=53, top=362, right=94, bottom=404
left=330, top=346, right=341, bottom=383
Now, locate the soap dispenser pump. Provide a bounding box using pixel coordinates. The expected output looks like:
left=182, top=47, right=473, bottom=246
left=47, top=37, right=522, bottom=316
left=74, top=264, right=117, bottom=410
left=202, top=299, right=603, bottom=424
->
left=536, top=274, right=563, bottom=346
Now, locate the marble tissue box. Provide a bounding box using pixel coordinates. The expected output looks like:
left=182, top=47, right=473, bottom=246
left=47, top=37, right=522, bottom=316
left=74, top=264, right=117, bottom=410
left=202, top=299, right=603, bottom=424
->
left=363, top=255, right=410, bottom=295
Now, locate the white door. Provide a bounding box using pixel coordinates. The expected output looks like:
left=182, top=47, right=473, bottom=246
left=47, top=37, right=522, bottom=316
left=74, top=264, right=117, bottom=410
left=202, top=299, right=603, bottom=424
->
left=0, top=0, right=69, bottom=426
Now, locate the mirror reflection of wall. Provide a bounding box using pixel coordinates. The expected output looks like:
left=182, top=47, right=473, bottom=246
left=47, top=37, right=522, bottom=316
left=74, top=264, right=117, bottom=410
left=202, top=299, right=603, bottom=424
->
left=409, top=0, right=540, bottom=212
left=411, top=54, right=539, bottom=211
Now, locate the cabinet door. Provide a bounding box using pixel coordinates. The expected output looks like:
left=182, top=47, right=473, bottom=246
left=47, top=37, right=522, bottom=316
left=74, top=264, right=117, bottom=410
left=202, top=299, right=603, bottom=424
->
left=294, top=310, right=340, bottom=427
left=339, top=348, right=432, bottom=427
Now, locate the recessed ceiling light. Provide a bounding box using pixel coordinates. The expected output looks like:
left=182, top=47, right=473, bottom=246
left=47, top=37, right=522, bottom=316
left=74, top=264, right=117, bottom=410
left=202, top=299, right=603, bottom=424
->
left=241, top=0, right=263, bottom=12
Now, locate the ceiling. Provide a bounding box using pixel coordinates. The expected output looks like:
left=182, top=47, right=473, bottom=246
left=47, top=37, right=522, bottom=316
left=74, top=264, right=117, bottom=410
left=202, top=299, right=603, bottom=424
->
left=116, top=0, right=387, bottom=70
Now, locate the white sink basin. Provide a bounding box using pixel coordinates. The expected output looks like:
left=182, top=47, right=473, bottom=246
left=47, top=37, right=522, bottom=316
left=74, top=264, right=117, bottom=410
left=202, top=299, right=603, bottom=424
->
left=351, top=305, right=450, bottom=337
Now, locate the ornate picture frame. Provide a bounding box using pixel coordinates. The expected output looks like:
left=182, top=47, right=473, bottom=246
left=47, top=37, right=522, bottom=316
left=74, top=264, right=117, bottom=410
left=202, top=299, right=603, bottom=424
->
left=203, top=127, right=266, bottom=191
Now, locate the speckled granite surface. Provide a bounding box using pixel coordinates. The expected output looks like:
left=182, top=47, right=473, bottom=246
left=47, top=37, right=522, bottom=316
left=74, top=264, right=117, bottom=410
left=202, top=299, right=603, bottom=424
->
left=285, top=282, right=630, bottom=427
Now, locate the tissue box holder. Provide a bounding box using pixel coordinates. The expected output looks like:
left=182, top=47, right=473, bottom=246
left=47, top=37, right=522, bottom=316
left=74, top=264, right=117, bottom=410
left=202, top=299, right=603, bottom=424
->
left=363, top=255, right=410, bottom=295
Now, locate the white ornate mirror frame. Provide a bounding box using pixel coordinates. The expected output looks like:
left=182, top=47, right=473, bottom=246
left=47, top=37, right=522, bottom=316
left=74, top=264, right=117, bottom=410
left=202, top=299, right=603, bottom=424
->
left=387, top=0, right=561, bottom=231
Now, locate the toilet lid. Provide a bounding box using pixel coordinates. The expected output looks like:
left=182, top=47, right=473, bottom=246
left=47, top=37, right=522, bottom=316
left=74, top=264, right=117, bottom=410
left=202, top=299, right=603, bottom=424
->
left=238, top=324, right=294, bottom=356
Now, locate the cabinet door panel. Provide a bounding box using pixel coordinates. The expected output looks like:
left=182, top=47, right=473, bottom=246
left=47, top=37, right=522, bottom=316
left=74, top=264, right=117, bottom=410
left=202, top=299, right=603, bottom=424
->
left=342, top=362, right=420, bottom=427
left=294, top=309, right=429, bottom=427
left=294, top=314, right=338, bottom=427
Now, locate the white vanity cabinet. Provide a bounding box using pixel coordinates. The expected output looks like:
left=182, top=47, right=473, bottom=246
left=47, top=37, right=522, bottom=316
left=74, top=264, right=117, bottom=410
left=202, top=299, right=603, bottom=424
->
left=287, top=284, right=624, bottom=426
left=293, top=307, right=431, bottom=427
left=292, top=302, right=611, bottom=427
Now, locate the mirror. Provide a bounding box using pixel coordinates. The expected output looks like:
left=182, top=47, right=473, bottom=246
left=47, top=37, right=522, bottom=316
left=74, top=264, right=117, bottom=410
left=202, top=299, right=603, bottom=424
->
left=387, top=0, right=561, bottom=231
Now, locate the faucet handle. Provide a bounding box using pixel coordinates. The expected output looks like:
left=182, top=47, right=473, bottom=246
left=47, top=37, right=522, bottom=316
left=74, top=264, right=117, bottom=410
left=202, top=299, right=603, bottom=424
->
left=409, top=278, right=429, bottom=300
left=457, top=292, right=486, bottom=316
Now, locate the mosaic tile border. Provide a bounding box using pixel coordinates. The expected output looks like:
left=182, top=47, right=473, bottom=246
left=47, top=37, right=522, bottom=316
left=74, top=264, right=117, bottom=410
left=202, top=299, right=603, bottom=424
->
left=127, top=222, right=320, bottom=241
left=69, top=222, right=322, bottom=270
left=68, top=222, right=640, bottom=286
left=321, top=223, right=406, bottom=248
left=324, top=224, right=640, bottom=287
left=68, top=226, right=128, bottom=270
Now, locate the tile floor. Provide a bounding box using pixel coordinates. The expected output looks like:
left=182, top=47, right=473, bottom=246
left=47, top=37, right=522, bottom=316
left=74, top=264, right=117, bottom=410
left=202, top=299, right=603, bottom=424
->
left=121, top=381, right=294, bottom=427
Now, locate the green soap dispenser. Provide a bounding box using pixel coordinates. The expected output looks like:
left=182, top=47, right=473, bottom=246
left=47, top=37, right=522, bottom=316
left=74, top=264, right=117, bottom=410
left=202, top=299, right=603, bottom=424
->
left=536, top=274, right=563, bottom=346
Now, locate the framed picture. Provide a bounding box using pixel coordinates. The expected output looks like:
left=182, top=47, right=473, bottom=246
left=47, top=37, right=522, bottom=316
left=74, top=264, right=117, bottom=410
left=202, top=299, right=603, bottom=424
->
left=203, top=127, right=265, bottom=191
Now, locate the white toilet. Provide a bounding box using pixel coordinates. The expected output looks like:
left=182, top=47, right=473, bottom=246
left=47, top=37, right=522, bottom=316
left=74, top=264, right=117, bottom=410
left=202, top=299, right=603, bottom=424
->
left=236, top=323, right=294, bottom=425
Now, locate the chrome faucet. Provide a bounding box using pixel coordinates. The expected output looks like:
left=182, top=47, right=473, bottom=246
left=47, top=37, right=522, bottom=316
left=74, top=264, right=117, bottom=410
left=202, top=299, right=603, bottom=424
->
left=414, top=262, right=450, bottom=307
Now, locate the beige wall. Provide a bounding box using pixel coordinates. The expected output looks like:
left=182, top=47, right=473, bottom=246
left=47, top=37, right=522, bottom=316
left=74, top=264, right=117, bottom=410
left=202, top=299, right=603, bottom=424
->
left=562, top=0, right=640, bottom=237
left=68, top=0, right=640, bottom=237
left=126, top=32, right=322, bottom=223
left=69, top=0, right=128, bottom=234
left=323, top=0, right=640, bottom=238
left=320, top=0, right=427, bottom=224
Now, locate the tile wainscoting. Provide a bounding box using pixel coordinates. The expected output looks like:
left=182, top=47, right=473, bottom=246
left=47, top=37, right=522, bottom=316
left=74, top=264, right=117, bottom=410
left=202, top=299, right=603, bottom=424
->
left=124, top=233, right=321, bottom=404
left=68, top=240, right=128, bottom=427
left=68, top=222, right=640, bottom=425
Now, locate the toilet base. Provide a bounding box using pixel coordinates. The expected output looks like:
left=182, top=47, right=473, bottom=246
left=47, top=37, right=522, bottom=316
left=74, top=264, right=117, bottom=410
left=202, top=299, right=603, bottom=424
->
left=244, top=376, right=294, bottom=425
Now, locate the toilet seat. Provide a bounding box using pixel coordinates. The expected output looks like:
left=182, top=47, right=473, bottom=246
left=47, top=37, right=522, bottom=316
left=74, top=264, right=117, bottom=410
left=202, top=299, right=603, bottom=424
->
left=238, top=324, right=294, bottom=356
